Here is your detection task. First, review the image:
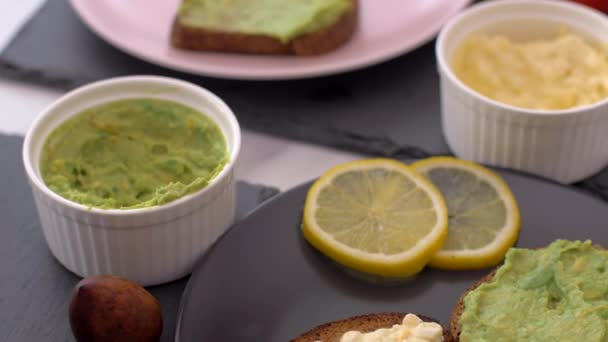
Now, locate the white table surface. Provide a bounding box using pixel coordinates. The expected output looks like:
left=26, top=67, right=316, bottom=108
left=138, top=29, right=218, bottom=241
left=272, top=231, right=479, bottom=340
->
left=0, top=0, right=361, bottom=191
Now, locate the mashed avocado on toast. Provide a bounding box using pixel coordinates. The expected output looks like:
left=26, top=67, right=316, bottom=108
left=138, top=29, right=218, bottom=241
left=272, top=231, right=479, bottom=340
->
left=177, top=0, right=351, bottom=43
left=459, top=240, right=608, bottom=341
left=172, top=0, right=357, bottom=55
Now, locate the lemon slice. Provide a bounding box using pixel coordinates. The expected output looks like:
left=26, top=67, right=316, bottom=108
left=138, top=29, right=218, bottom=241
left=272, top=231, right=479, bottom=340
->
left=411, top=157, right=521, bottom=270
left=302, top=159, right=448, bottom=278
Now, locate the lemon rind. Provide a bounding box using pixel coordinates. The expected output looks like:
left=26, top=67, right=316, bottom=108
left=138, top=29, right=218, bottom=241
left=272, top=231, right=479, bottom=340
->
left=302, top=158, right=449, bottom=277
left=411, top=156, right=521, bottom=270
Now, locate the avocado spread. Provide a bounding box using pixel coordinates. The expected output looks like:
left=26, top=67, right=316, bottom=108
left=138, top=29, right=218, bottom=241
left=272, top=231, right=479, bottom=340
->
left=460, top=240, right=608, bottom=341
left=178, top=0, right=351, bottom=43
left=41, top=98, right=228, bottom=210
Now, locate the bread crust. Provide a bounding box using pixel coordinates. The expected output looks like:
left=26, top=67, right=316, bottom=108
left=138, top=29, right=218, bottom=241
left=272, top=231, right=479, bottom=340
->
left=291, top=312, right=452, bottom=342
left=171, top=0, right=358, bottom=56
left=449, top=270, right=497, bottom=341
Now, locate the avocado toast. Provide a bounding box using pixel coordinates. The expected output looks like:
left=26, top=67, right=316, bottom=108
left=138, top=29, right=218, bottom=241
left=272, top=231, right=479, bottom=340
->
left=450, top=240, right=608, bottom=341
left=171, top=0, right=358, bottom=55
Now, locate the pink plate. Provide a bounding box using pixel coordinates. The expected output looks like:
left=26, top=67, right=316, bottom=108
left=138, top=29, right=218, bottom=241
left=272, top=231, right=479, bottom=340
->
left=69, top=0, right=471, bottom=80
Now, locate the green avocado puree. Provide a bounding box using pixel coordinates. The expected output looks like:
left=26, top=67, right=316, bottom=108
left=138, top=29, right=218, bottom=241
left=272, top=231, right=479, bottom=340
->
left=178, top=0, right=351, bottom=43
left=460, top=240, right=608, bottom=341
left=40, top=98, right=228, bottom=210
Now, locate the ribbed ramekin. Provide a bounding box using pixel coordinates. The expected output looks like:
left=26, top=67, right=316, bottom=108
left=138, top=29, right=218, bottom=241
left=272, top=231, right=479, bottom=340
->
left=22, top=76, right=241, bottom=286
left=436, top=0, right=608, bottom=184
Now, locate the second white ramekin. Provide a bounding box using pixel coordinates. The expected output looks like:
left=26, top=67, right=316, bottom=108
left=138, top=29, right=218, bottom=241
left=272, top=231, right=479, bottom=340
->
left=22, top=76, right=241, bottom=286
left=436, top=0, right=608, bottom=183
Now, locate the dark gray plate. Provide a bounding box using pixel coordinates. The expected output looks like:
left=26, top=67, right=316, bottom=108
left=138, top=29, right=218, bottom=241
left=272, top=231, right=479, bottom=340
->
left=175, top=171, right=608, bottom=341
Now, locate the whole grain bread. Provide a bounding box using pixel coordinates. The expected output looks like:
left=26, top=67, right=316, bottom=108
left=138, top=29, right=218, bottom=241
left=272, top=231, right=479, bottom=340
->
left=291, top=312, right=452, bottom=342
left=171, top=0, right=358, bottom=56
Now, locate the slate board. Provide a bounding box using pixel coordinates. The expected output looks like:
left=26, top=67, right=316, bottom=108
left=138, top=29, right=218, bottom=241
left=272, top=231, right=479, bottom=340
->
left=0, top=134, right=279, bottom=342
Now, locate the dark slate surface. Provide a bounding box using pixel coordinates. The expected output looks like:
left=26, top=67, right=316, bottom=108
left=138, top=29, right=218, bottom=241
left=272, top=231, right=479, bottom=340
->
left=0, top=134, right=279, bottom=342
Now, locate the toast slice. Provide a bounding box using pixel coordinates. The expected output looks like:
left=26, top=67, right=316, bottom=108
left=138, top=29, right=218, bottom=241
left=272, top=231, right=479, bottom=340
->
left=171, top=0, right=358, bottom=56
left=291, top=312, right=451, bottom=342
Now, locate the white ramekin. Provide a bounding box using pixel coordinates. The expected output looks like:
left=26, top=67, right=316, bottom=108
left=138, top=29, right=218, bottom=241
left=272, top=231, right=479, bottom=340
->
left=436, top=0, right=608, bottom=184
left=22, top=76, right=241, bottom=286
